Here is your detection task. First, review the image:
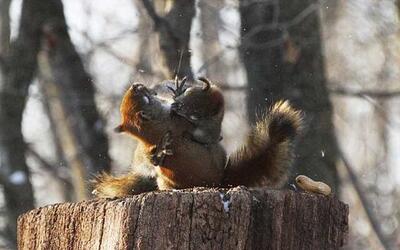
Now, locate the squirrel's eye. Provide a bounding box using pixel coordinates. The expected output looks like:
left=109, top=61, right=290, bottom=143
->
left=190, top=115, right=199, bottom=121
left=143, top=95, right=150, bottom=104
left=138, top=111, right=151, bottom=121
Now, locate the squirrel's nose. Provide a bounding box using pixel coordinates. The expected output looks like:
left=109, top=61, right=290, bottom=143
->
left=171, top=102, right=183, bottom=111
left=129, top=83, right=145, bottom=92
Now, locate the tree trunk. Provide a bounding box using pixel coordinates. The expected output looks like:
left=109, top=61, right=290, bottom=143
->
left=239, top=1, right=339, bottom=191
left=139, top=0, right=195, bottom=79
left=0, top=0, right=53, bottom=243
left=18, top=188, right=348, bottom=250
left=198, top=0, right=226, bottom=83
left=0, top=0, right=11, bottom=56
left=134, top=0, right=163, bottom=84
left=37, top=0, right=112, bottom=199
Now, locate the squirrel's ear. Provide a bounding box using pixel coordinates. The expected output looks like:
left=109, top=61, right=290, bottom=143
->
left=198, top=77, right=211, bottom=91
left=114, top=124, right=125, bottom=133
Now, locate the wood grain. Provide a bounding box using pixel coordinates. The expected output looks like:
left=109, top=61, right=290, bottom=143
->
left=18, top=188, right=348, bottom=250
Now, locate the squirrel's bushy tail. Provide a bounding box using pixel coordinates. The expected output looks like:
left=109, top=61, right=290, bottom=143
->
left=223, top=100, right=303, bottom=188
left=92, top=172, right=157, bottom=198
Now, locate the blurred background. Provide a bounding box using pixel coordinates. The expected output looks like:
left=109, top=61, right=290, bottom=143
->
left=0, top=0, right=399, bottom=249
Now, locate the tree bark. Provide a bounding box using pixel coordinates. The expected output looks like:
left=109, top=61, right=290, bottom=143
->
left=18, top=188, right=348, bottom=250
left=140, top=0, right=195, bottom=79
left=239, top=1, right=339, bottom=191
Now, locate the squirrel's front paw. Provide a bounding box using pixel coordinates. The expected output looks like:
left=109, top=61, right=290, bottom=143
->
left=168, top=76, right=187, bottom=98
left=150, top=131, right=173, bottom=166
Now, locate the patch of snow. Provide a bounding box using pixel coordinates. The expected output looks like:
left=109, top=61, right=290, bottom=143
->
left=9, top=171, right=27, bottom=185
left=219, top=193, right=231, bottom=213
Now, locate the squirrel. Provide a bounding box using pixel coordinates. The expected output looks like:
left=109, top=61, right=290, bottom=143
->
left=222, top=100, right=303, bottom=187
left=163, top=77, right=302, bottom=187
left=149, top=76, right=224, bottom=145
left=93, top=83, right=227, bottom=197
left=93, top=80, right=303, bottom=198
left=169, top=77, right=224, bottom=145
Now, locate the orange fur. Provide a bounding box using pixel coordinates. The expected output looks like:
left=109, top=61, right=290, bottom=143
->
left=93, top=84, right=226, bottom=197
left=92, top=172, right=157, bottom=198
left=93, top=82, right=303, bottom=198
left=223, top=100, right=303, bottom=188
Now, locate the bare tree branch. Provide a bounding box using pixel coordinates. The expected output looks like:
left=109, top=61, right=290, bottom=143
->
left=26, top=146, right=72, bottom=186
left=329, top=87, right=400, bottom=99
left=26, top=145, right=75, bottom=201
left=339, top=149, right=392, bottom=250
left=240, top=2, right=320, bottom=50
left=140, top=0, right=172, bottom=31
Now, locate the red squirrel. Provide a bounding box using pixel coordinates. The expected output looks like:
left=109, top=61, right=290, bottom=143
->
left=170, top=77, right=224, bottom=145
left=93, top=81, right=303, bottom=198
left=166, top=76, right=302, bottom=187
left=93, top=83, right=226, bottom=197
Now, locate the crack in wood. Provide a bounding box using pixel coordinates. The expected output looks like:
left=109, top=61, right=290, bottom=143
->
left=18, top=189, right=348, bottom=250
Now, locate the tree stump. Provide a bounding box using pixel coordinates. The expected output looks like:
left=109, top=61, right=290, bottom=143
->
left=17, top=187, right=348, bottom=249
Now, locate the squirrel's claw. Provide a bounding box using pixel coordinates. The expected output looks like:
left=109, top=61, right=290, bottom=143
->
left=162, top=149, right=173, bottom=156
left=160, top=131, right=172, bottom=148
left=167, top=86, right=176, bottom=95
left=168, top=76, right=188, bottom=99
left=150, top=131, right=173, bottom=166
left=171, top=102, right=183, bottom=111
